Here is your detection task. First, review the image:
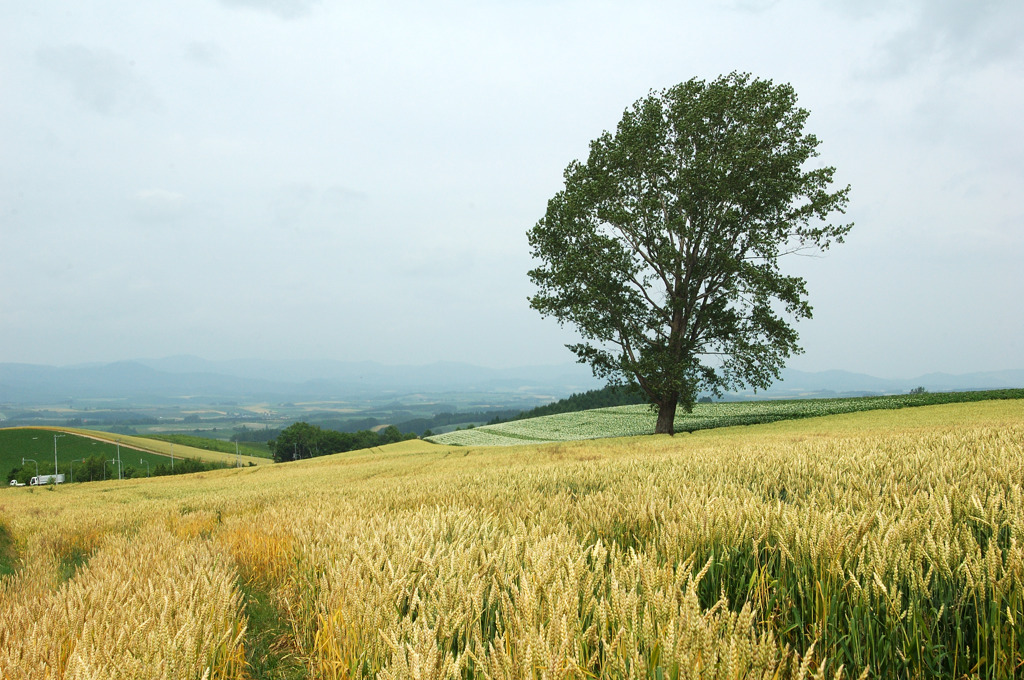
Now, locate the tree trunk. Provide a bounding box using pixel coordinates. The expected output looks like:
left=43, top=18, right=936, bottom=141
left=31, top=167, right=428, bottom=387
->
left=654, top=394, right=678, bottom=435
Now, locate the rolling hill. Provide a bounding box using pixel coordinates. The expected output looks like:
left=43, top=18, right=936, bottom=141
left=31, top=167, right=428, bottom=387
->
left=2, top=401, right=1023, bottom=676
left=0, top=426, right=268, bottom=483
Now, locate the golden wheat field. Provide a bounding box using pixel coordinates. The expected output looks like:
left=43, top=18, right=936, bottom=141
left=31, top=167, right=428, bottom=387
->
left=1, top=400, right=1023, bottom=679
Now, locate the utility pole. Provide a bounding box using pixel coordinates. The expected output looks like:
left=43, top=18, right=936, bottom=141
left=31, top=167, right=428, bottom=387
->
left=53, top=433, right=64, bottom=483
left=70, top=458, right=85, bottom=483
left=22, top=457, right=39, bottom=481
left=115, top=440, right=122, bottom=480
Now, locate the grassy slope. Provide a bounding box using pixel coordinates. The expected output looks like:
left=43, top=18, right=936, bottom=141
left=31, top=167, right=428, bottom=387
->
left=55, top=427, right=269, bottom=466
left=0, top=428, right=175, bottom=483
left=137, top=433, right=271, bottom=459
left=0, top=426, right=268, bottom=482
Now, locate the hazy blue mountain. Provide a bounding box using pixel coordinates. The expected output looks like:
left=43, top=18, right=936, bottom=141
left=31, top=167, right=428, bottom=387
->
left=1, top=358, right=1020, bottom=405
left=0, top=358, right=602, bottom=403
left=0, top=361, right=286, bottom=403
left=135, top=356, right=598, bottom=388
left=765, top=368, right=1024, bottom=397
left=909, top=370, right=1024, bottom=391
left=133, top=357, right=602, bottom=393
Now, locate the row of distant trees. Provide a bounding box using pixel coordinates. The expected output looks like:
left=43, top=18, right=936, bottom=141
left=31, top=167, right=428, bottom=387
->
left=489, top=385, right=646, bottom=424
left=234, top=409, right=522, bottom=441
left=268, top=422, right=417, bottom=463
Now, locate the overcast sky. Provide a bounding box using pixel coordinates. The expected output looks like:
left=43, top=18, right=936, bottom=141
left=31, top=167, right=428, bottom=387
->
left=2, top=0, right=1021, bottom=378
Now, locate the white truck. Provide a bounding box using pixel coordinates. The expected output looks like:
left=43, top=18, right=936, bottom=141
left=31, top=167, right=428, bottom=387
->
left=29, top=474, right=65, bottom=486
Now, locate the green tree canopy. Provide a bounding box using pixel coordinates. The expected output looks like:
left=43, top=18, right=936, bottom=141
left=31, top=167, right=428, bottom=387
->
left=269, top=422, right=324, bottom=462
left=528, top=72, right=851, bottom=434
left=268, top=422, right=417, bottom=462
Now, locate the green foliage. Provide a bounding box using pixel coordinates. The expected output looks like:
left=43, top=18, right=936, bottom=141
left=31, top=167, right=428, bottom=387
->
left=269, top=422, right=326, bottom=462
left=151, top=457, right=229, bottom=477
left=239, top=583, right=306, bottom=679
left=77, top=455, right=112, bottom=482
left=503, top=384, right=646, bottom=423
left=331, top=417, right=381, bottom=432
left=378, top=425, right=403, bottom=445
left=57, top=545, right=91, bottom=583
left=268, top=422, right=416, bottom=463
left=396, top=410, right=521, bottom=436
left=0, top=521, right=16, bottom=577
left=528, top=72, right=851, bottom=433
left=230, top=428, right=278, bottom=444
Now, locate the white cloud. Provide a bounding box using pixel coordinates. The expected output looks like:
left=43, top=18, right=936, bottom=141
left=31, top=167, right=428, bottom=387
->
left=185, top=41, right=224, bottom=67
left=36, top=44, right=162, bottom=115
left=133, top=189, right=187, bottom=222
left=2, top=0, right=1020, bottom=374
left=218, top=0, right=321, bottom=20
left=268, top=183, right=368, bottom=235
left=838, top=0, right=1024, bottom=76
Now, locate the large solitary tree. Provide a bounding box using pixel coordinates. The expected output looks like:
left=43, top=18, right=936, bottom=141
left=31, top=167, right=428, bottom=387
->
left=528, top=73, right=851, bottom=434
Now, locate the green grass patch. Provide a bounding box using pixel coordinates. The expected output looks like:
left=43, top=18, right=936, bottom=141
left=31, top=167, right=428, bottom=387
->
left=57, top=545, right=91, bottom=582
left=0, top=522, right=17, bottom=577
left=0, top=428, right=177, bottom=484
left=139, top=433, right=271, bottom=459
left=240, top=583, right=307, bottom=679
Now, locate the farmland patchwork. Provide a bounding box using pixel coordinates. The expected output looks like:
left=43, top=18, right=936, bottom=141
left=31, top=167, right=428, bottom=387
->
left=427, top=389, right=1024, bottom=445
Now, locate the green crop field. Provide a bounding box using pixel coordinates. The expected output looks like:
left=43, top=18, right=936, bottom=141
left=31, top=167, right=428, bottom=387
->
left=427, top=388, right=1024, bottom=445
left=138, top=433, right=272, bottom=459
left=0, top=427, right=269, bottom=483
left=0, top=428, right=180, bottom=483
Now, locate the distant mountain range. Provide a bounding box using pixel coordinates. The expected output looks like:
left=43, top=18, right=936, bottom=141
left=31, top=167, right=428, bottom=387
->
left=0, top=357, right=1021, bottom=404
left=750, top=368, right=1024, bottom=399
left=0, top=358, right=602, bottom=403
